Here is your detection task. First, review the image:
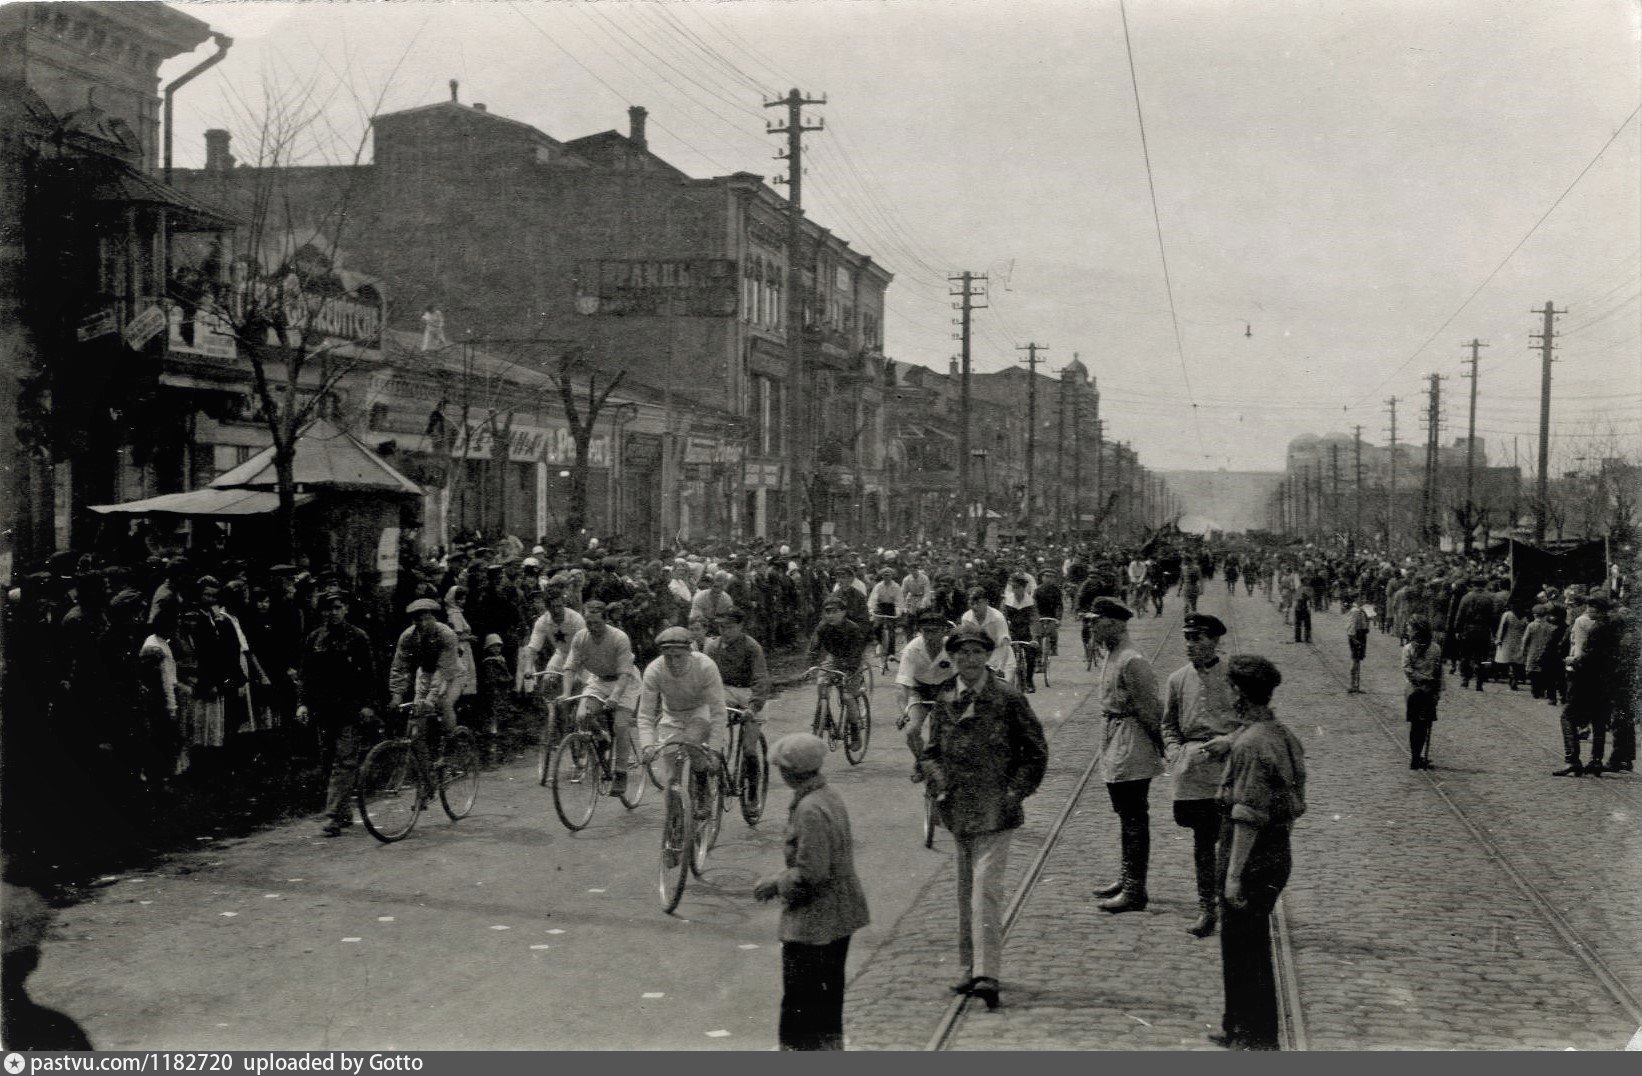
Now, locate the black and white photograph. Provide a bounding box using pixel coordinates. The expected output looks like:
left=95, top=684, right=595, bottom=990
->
left=1, top=0, right=1639, bottom=1055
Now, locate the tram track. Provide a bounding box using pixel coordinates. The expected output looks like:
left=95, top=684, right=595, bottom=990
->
left=926, top=606, right=1182, bottom=1051
left=1304, top=636, right=1642, bottom=1030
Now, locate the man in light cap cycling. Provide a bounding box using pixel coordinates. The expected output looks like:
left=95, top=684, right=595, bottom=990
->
left=637, top=626, right=729, bottom=802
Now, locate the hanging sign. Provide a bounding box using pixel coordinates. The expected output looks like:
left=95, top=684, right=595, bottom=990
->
left=77, top=306, right=117, bottom=342
left=122, top=304, right=168, bottom=350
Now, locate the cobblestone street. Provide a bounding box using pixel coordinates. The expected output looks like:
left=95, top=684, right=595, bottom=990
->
left=845, top=588, right=1642, bottom=1050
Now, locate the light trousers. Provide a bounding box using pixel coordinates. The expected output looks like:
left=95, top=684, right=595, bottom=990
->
left=954, top=829, right=1013, bottom=981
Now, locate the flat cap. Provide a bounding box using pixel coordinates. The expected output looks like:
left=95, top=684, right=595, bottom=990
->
left=405, top=598, right=442, bottom=615
left=317, top=588, right=349, bottom=606
left=769, top=732, right=827, bottom=774
left=1088, top=597, right=1134, bottom=621
left=915, top=608, right=950, bottom=628
left=656, top=626, right=694, bottom=648
left=1183, top=613, right=1227, bottom=638
left=944, top=624, right=996, bottom=653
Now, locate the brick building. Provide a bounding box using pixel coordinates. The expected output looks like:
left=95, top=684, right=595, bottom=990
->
left=173, top=92, right=894, bottom=547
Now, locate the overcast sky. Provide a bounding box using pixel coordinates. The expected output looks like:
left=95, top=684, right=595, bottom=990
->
left=164, top=0, right=1641, bottom=474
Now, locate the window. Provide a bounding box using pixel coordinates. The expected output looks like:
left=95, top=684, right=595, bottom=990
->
left=369, top=402, right=391, bottom=430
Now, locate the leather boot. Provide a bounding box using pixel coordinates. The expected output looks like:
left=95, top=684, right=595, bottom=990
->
left=1186, top=900, right=1217, bottom=938
left=1093, top=875, right=1125, bottom=899
left=1099, top=882, right=1149, bottom=913
left=1099, top=827, right=1149, bottom=913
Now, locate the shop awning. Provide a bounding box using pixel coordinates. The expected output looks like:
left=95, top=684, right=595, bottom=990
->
left=210, top=417, right=423, bottom=497
left=89, top=488, right=310, bottom=518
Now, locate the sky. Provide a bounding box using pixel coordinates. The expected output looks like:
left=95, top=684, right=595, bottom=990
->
left=161, top=0, right=1642, bottom=474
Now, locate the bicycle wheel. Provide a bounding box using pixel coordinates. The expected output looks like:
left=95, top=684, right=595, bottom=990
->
left=356, top=740, right=422, bottom=843
left=739, top=731, right=769, bottom=826
left=1040, top=643, right=1052, bottom=687
left=658, top=782, right=691, bottom=914
left=922, top=784, right=938, bottom=849
left=551, top=731, right=599, bottom=832
left=812, top=694, right=832, bottom=743
left=440, top=727, right=481, bottom=820
left=844, top=693, right=871, bottom=766
left=618, top=741, right=647, bottom=810
left=691, top=762, right=724, bottom=878
left=1012, top=650, right=1029, bottom=692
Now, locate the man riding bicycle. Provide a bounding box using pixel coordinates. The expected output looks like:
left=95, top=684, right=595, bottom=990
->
left=387, top=597, right=462, bottom=760
left=897, top=609, right=957, bottom=766
left=522, top=585, right=586, bottom=697
left=810, top=595, right=871, bottom=732
left=560, top=599, right=640, bottom=797
left=637, top=626, right=729, bottom=808
left=703, top=607, right=772, bottom=773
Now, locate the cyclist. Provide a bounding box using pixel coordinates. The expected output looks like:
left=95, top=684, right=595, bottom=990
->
left=958, top=587, right=1011, bottom=662
left=867, top=568, right=903, bottom=665
left=1126, top=555, right=1150, bottom=610
left=830, top=565, right=870, bottom=625
left=809, top=595, right=871, bottom=732
left=1000, top=573, right=1039, bottom=692
left=637, top=626, right=729, bottom=808
left=896, top=609, right=957, bottom=763
left=522, top=585, right=586, bottom=696
left=899, top=558, right=933, bottom=640
left=387, top=597, right=462, bottom=761
left=704, top=607, right=772, bottom=774
left=559, top=600, right=640, bottom=797
left=1035, top=567, right=1065, bottom=656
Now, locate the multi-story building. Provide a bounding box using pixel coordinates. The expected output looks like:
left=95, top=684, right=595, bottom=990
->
left=1, top=1, right=231, bottom=562
left=172, top=93, right=893, bottom=547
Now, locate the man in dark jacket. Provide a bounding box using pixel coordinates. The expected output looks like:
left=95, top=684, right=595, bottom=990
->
left=1554, top=594, right=1625, bottom=776
left=1453, top=577, right=1497, bottom=690
left=299, top=590, right=378, bottom=837
left=921, top=624, right=1048, bottom=1010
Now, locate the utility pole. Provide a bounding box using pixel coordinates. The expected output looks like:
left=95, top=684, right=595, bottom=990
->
left=949, top=271, right=988, bottom=542
left=1017, top=342, right=1047, bottom=537
left=1070, top=373, right=1084, bottom=536
left=1460, top=338, right=1488, bottom=552
left=1054, top=369, right=1067, bottom=537
left=1384, top=396, right=1399, bottom=552
left=1330, top=443, right=1341, bottom=541
left=1422, top=373, right=1445, bottom=548
left=1352, top=425, right=1364, bottom=547
left=1094, top=418, right=1106, bottom=538
left=765, top=88, right=825, bottom=551
left=1529, top=302, right=1564, bottom=543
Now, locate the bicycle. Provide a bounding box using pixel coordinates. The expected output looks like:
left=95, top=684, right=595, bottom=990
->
left=805, top=665, right=872, bottom=766
left=1009, top=639, right=1038, bottom=693
left=355, top=703, right=481, bottom=843
left=724, top=705, right=770, bottom=826
left=1037, top=616, right=1059, bottom=686
left=647, top=740, right=726, bottom=914
left=1081, top=612, right=1101, bottom=671
left=549, top=691, right=646, bottom=832
left=523, top=670, right=568, bottom=787
left=903, top=701, right=940, bottom=850
left=871, top=613, right=899, bottom=674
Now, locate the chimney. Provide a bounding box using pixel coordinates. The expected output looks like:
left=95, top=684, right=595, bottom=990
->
left=203, top=128, right=235, bottom=172
left=949, top=357, right=959, bottom=378
left=473, top=103, right=486, bottom=113
left=627, top=105, right=648, bottom=149
left=449, top=79, right=459, bottom=103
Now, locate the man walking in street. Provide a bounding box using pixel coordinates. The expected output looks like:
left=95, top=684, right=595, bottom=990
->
left=1554, top=593, right=1623, bottom=776
left=1088, top=598, right=1164, bottom=914
left=1161, top=613, right=1240, bottom=937
left=919, top=624, right=1048, bottom=1010
left=1212, top=655, right=1306, bottom=1051
left=299, top=589, right=378, bottom=838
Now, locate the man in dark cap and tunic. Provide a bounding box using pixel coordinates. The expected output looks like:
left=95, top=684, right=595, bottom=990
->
left=1088, top=598, right=1164, bottom=914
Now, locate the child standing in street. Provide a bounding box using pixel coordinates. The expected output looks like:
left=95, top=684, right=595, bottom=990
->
left=1345, top=594, right=1371, bottom=693
left=1401, top=617, right=1443, bottom=769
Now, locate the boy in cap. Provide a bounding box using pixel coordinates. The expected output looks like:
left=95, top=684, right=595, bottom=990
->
left=754, top=733, right=870, bottom=1050
left=1212, top=655, right=1305, bottom=1051
left=1162, top=613, right=1240, bottom=937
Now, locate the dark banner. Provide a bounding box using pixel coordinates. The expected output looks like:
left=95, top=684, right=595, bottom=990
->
left=1506, top=537, right=1607, bottom=604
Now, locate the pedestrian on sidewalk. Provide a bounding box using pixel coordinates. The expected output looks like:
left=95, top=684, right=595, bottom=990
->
left=1161, top=613, right=1240, bottom=938
left=1291, top=581, right=1312, bottom=644
left=1345, top=593, right=1371, bottom=693
left=754, top=733, right=870, bottom=1051
left=1401, top=616, right=1443, bottom=770
left=1211, top=655, right=1306, bottom=1052
left=1088, top=598, right=1164, bottom=915
left=919, top=624, right=1048, bottom=1010
left=299, top=589, right=378, bottom=837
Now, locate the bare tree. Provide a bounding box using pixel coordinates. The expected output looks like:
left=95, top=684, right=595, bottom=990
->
left=547, top=347, right=625, bottom=540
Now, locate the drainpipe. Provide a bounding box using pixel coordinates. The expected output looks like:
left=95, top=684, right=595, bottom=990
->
left=163, top=32, right=234, bottom=183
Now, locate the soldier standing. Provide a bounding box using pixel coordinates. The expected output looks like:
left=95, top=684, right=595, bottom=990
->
left=1088, top=598, right=1163, bottom=914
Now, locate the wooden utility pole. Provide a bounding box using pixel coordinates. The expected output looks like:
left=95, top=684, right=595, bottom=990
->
left=1093, top=417, right=1105, bottom=538
left=1460, top=338, right=1489, bottom=552
left=949, top=271, right=987, bottom=541
left=1422, top=373, right=1445, bottom=547
left=1384, top=396, right=1399, bottom=552
left=1017, top=342, right=1047, bottom=535
left=1353, top=424, right=1364, bottom=545
left=1529, top=302, right=1564, bottom=543
left=1330, top=442, right=1341, bottom=540
left=1054, top=371, right=1067, bottom=536
left=765, top=88, right=825, bottom=550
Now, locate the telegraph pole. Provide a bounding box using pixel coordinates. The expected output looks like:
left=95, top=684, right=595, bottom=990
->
left=1460, top=338, right=1488, bottom=552
left=1093, top=417, right=1106, bottom=538
left=1529, top=302, right=1564, bottom=543
left=1329, top=442, right=1341, bottom=541
left=1384, top=396, right=1399, bottom=552
left=1017, top=342, right=1047, bottom=536
left=949, top=271, right=988, bottom=542
left=1353, top=424, right=1364, bottom=546
left=1422, top=373, right=1445, bottom=547
left=1054, top=370, right=1067, bottom=536
left=765, top=88, right=825, bottom=550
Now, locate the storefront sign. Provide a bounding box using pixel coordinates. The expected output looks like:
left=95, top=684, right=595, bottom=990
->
left=575, top=258, right=738, bottom=317
left=455, top=421, right=609, bottom=467
left=77, top=306, right=117, bottom=342
left=123, top=304, right=168, bottom=350
left=167, top=305, right=238, bottom=360
left=683, top=435, right=719, bottom=464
